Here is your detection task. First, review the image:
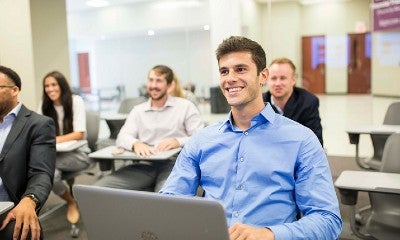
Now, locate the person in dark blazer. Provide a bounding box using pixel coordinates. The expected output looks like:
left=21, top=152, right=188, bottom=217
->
left=262, top=58, right=323, bottom=146
left=0, top=65, right=56, bottom=240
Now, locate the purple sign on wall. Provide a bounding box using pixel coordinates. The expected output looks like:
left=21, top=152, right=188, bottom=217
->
left=372, top=0, right=400, bottom=31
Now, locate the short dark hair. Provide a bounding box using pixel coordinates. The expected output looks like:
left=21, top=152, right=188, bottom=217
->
left=150, top=65, right=174, bottom=84
left=0, top=65, right=22, bottom=90
left=216, top=36, right=267, bottom=74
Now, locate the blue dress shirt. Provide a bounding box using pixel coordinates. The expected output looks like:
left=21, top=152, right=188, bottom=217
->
left=160, top=103, right=342, bottom=239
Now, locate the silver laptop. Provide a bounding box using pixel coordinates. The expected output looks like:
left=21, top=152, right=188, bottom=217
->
left=73, top=184, right=229, bottom=240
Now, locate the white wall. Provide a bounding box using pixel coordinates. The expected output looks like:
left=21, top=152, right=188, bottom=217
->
left=0, top=0, right=70, bottom=109
left=261, top=1, right=302, bottom=84
left=0, top=0, right=36, bottom=108
left=31, top=0, right=71, bottom=103
left=68, top=0, right=214, bottom=99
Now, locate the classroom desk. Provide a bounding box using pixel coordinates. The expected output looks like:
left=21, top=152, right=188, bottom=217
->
left=335, top=170, right=400, bottom=194
left=89, top=146, right=181, bottom=171
left=0, top=201, right=14, bottom=215
left=335, top=170, right=400, bottom=206
left=346, top=124, right=400, bottom=169
left=100, top=113, right=127, bottom=121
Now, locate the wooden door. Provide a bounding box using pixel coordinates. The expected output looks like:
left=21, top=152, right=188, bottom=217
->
left=302, top=36, right=326, bottom=94
left=347, top=33, right=371, bottom=93
left=78, top=53, right=91, bottom=94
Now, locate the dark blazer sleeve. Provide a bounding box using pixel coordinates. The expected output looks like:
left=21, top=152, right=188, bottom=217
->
left=0, top=105, right=56, bottom=212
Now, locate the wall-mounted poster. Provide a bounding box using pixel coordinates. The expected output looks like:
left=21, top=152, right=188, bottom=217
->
left=372, top=0, right=400, bottom=31
left=375, top=32, right=400, bottom=66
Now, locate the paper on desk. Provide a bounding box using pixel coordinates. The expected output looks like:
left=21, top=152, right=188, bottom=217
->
left=90, top=146, right=181, bottom=160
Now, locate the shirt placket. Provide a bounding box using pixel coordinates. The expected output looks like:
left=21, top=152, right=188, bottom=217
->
left=231, top=130, right=248, bottom=223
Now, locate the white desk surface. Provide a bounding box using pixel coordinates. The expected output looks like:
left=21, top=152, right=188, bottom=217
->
left=335, top=170, right=400, bottom=193
left=346, top=124, right=400, bottom=135
left=0, top=201, right=14, bottom=215
left=89, top=146, right=181, bottom=161
left=56, top=140, right=87, bottom=152
left=100, top=113, right=127, bottom=120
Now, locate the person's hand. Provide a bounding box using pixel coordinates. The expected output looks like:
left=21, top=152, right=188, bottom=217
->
left=156, top=138, right=179, bottom=151
left=0, top=197, right=40, bottom=240
left=229, top=222, right=274, bottom=240
left=133, top=142, right=156, bottom=157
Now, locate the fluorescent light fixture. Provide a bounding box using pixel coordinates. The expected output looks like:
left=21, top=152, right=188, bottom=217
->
left=86, top=0, right=110, bottom=8
left=148, top=30, right=155, bottom=36
left=154, top=0, right=203, bottom=9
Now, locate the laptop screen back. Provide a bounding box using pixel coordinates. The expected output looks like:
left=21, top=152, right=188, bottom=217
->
left=73, top=184, right=229, bottom=240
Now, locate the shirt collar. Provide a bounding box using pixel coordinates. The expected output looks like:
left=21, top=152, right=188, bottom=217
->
left=144, top=95, right=175, bottom=111
left=270, top=97, right=283, bottom=115
left=218, top=102, right=277, bottom=131
left=5, top=102, right=22, bottom=119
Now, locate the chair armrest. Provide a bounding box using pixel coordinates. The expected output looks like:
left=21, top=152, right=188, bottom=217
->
left=335, top=170, right=400, bottom=205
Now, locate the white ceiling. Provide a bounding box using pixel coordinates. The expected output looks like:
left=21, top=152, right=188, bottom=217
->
left=66, top=0, right=351, bottom=13
left=66, top=0, right=212, bottom=12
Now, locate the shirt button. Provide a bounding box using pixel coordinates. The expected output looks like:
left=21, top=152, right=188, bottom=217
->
left=244, top=131, right=248, bottom=135
left=239, top=157, right=244, bottom=162
left=233, top=212, right=239, bottom=217
left=237, top=184, right=244, bottom=190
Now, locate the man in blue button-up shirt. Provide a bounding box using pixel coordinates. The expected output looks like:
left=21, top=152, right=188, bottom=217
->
left=160, top=36, right=342, bottom=240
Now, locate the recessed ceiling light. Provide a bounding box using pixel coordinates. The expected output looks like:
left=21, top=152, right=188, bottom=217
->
left=86, top=0, right=109, bottom=8
left=203, top=25, right=210, bottom=31
left=154, top=0, right=203, bottom=9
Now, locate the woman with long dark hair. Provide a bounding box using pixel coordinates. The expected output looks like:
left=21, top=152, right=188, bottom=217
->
left=38, top=71, right=90, bottom=225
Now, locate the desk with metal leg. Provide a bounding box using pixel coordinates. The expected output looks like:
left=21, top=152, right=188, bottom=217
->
left=346, top=125, right=400, bottom=169
left=88, top=146, right=182, bottom=172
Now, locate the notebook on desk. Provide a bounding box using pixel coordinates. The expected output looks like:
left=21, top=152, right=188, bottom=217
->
left=73, top=184, right=230, bottom=240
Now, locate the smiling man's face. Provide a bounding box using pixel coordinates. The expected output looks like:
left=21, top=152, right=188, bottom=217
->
left=218, top=51, right=267, bottom=108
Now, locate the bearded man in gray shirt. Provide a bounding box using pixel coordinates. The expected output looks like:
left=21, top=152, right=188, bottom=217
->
left=95, top=65, right=203, bottom=192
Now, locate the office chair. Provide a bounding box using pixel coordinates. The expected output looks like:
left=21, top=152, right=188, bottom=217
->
left=117, top=96, right=147, bottom=114
left=97, top=96, right=147, bottom=149
left=39, top=110, right=100, bottom=238
left=336, top=133, right=400, bottom=240
left=96, top=97, right=147, bottom=171
left=365, top=101, right=400, bottom=170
